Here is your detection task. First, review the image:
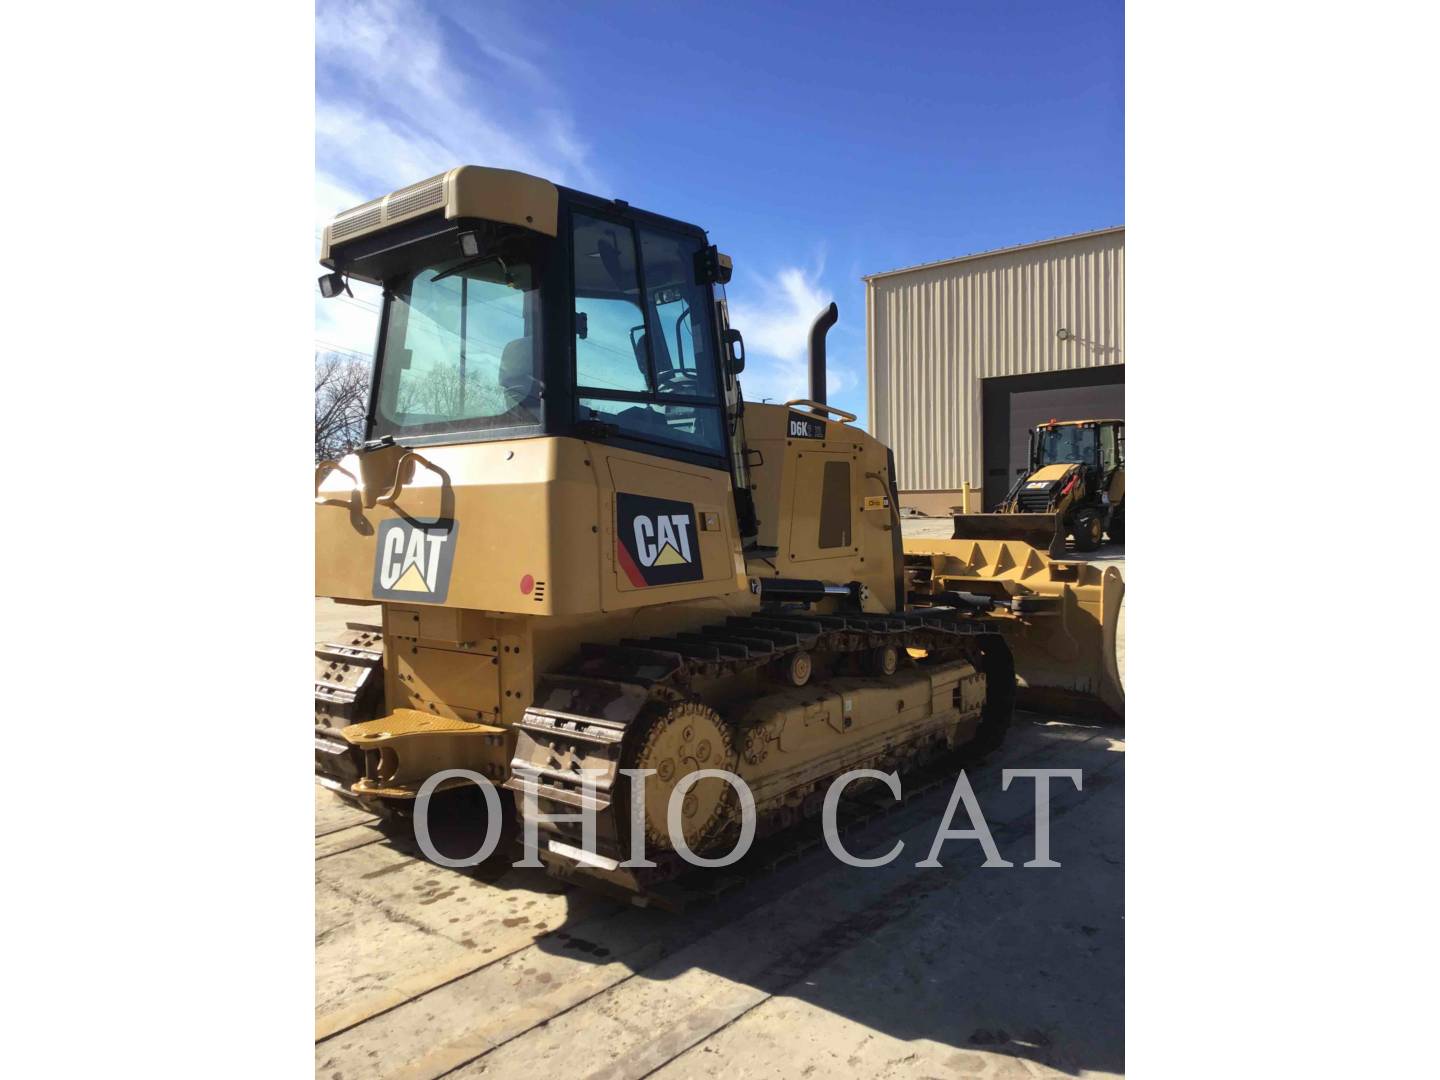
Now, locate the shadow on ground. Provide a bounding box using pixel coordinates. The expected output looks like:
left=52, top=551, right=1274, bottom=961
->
left=323, top=714, right=1123, bottom=1078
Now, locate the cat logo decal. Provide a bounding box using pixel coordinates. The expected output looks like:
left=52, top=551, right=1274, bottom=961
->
left=372, top=518, right=458, bottom=603
left=615, top=493, right=703, bottom=587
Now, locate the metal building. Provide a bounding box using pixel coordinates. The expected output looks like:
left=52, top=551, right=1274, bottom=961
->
left=865, top=226, right=1124, bottom=515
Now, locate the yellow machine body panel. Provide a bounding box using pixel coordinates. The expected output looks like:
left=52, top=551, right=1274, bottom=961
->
left=743, top=401, right=901, bottom=611
left=315, top=433, right=762, bottom=785
left=316, top=435, right=748, bottom=617
left=601, top=454, right=747, bottom=604
left=1025, top=462, right=1077, bottom=484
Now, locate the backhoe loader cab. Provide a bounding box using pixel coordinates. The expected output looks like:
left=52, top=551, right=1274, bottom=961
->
left=1029, top=418, right=1124, bottom=478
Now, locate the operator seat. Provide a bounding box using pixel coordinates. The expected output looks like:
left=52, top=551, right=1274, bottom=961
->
left=499, top=337, right=540, bottom=420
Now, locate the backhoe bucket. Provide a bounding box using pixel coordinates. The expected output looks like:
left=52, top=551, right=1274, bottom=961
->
left=948, top=512, right=1069, bottom=558
left=904, top=531, right=1124, bottom=723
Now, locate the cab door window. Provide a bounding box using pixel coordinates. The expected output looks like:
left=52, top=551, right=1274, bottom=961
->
left=638, top=227, right=718, bottom=400
left=572, top=214, right=650, bottom=395
left=571, top=212, right=724, bottom=456
left=1099, top=425, right=1119, bottom=474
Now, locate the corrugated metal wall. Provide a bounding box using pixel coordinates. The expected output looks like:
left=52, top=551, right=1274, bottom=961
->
left=866, top=227, right=1124, bottom=492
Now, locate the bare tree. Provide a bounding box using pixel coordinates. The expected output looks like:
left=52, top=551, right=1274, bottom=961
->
left=393, top=364, right=509, bottom=420
left=315, top=351, right=371, bottom=463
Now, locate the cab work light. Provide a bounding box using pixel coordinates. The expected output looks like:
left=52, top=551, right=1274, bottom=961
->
left=318, top=272, right=351, bottom=299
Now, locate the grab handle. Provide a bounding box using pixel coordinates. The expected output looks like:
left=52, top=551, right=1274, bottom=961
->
left=783, top=399, right=857, bottom=423
left=314, top=459, right=359, bottom=500
left=373, top=451, right=440, bottom=506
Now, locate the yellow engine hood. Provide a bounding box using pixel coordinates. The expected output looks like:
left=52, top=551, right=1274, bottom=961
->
left=1027, top=462, right=1079, bottom=483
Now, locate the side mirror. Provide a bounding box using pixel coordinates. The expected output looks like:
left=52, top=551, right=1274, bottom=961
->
left=724, top=328, right=745, bottom=373
left=318, top=271, right=350, bottom=299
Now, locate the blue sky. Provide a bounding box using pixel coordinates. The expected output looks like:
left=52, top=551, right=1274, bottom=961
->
left=316, top=0, right=1123, bottom=428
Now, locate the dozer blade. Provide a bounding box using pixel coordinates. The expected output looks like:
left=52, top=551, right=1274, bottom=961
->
left=905, top=533, right=1124, bottom=723
left=949, top=512, right=1068, bottom=558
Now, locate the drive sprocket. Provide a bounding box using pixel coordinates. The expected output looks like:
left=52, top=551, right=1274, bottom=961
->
left=624, top=699, right=740, bottom=854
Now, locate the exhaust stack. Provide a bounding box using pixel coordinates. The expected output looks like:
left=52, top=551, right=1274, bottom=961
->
left=808, top=302, right=839, bottom=406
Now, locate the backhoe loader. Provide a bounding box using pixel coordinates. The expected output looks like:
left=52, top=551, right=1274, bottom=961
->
left=953, top=419, right=1125, bottom=556
left=313, top=166, right=1122, bottom=899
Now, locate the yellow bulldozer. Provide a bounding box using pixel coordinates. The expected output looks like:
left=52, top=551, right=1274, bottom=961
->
left=953, top=418, right=1125, bottom=556
left=314, top=166, right=1123, bottom=899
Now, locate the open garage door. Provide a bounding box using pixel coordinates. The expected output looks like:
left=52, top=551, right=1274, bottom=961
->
left=981, top=366, right=1124, bottom=509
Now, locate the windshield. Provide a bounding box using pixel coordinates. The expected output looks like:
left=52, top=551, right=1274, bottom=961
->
left=370, top=240, right=546, bottom=440
left=1036, top=425, right=1098, bottom=466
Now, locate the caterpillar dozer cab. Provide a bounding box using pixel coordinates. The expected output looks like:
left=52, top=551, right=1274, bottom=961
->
left=953, top=418, right=1125, bottom=556
left=313, top=166, right=1120, bottom=899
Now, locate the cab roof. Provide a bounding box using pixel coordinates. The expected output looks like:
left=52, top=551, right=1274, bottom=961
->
left=320, top=164, right=708, bottom=272
left=320, top=166, right=560, bottom=264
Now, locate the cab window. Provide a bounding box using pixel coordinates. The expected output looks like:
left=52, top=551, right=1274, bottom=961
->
left=1038, top=426, right=1098, bottom=466
left=372, top=247, right=543, bottom=440
left=571, top=212, right=724, bottom=456
left=572, top=215, right=648, bottom=395
left=1099, top=425, right=1119, bottom=474
left=638, top=228, right=717, bottom=400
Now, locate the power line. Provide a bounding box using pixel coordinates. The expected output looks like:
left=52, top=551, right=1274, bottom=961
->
left=314, top=340, right=372, bottom=360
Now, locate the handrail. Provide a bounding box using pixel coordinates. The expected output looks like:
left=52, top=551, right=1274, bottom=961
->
left=314, top=459, right=359, bottom=499
left=373, top=451, right=441, bottom=506
left=783, top=399, right=857, bottom=423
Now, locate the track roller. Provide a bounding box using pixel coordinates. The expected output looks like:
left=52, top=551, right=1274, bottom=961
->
left=773, top=650, right=813, bottom=687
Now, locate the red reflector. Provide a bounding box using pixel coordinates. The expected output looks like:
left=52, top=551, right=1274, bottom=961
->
left=520, top=574, right=535, bottom=595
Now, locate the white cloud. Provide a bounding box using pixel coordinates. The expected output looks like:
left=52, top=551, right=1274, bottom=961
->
left=314, top=173, right=367, bottom=231
left=315, top=0, right=598, bottom=202
left=313, top=0, right=601, bottom=357
left=726, top=265, right=857, bottom=405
